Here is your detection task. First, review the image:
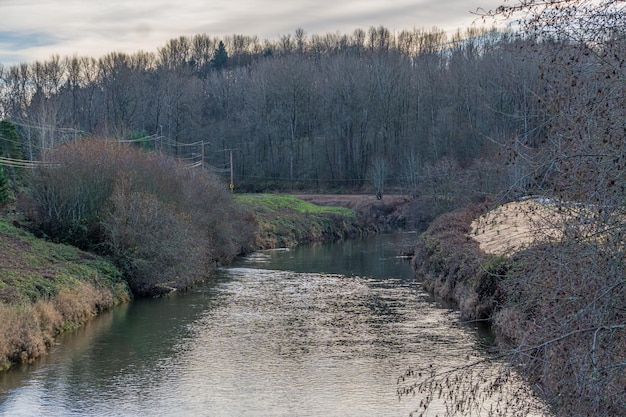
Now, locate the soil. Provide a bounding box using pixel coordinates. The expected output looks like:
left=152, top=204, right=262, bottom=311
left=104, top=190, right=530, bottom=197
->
left=469, top=198, right=563, bottom=255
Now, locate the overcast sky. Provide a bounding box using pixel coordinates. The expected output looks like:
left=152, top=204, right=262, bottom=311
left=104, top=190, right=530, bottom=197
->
left=0, top=0, right=505, bottom=65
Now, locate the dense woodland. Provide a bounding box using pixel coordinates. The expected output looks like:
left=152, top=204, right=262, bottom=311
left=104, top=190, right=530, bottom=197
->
left=0, top=25, right=543, bottom=202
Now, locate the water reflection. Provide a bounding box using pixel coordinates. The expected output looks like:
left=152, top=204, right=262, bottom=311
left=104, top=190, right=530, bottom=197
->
left=241, top=233, right=417, bottom=279
left=0, top=233, right=530, bottom=417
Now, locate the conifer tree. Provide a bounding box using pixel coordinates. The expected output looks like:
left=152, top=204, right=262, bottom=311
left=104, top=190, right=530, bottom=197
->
left=211, top=41, right=228, bottom=70
left=0, top=120, right=22, bottom=193
left=0, top=166, right=9, bottom=205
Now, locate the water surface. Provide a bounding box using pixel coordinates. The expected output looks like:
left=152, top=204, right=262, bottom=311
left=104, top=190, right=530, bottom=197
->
left=0, top=233, right=524, bottom=416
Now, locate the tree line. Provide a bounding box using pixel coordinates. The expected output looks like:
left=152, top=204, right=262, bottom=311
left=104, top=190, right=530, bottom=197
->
left=0, top=26, right=545, bottom=202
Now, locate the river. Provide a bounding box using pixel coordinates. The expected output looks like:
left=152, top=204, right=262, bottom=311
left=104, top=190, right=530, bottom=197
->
left=0, top=233, right=543, bottom=416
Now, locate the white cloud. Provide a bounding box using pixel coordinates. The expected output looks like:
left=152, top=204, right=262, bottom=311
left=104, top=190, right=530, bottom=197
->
left=0, top=0, right=505, bottom=65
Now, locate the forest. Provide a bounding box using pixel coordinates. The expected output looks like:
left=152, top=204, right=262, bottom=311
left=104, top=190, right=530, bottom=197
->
left=0, top=25, right=538, bottom=205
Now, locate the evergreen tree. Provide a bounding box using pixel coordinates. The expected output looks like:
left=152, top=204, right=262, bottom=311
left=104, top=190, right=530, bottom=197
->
left=211, top=41, right=228, bottom=70
left=0, top=120, right=23, bottom=193
left=0, top=166, right=10, bottom=205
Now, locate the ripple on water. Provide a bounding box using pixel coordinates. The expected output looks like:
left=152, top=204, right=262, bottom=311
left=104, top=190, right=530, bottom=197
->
left=0, top=235, right=547, bottom=417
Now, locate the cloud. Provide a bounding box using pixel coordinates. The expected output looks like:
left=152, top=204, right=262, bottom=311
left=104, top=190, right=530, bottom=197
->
left=0, top=0, right=504, bottom=65
left=0, top=30, right=63, bottom=64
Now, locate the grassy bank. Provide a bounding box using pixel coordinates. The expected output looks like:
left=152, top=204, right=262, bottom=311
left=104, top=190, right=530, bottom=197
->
left=238, top=194, right=376, bottom=248
left=0, top=219, right=131, bottom=371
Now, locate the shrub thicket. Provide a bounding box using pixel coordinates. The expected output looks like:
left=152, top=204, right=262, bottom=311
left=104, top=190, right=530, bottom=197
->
left=495, top=240, right=626, bottom=415
left=25, top=139, right=255, bottom=295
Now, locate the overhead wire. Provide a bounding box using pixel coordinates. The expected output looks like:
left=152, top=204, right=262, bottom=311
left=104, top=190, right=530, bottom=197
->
left=0, top=119, right=236, bottom=174
left=0, top=156, right=58, bottom=168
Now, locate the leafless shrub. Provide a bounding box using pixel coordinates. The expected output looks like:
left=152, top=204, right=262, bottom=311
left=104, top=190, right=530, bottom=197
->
left=26, top=138, right=255, bottom=295
left=414, top=200, right=626, bottom=415
left=493, top=240, right=626, bottom=415
left=398, top=359, right=550, bottom=417
left=104, top=182, right=206, bottom=295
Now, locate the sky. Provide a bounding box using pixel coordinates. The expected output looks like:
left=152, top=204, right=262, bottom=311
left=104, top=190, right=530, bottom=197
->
left=0, top=0, right=506, bottom=65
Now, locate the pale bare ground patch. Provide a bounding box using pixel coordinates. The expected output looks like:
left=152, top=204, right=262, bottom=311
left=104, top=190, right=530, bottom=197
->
left=469, top=198, right=566, bottom=256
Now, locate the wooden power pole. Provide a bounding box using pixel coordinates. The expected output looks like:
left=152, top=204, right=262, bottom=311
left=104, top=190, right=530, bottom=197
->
left=229, top=149, right=234, bottom=193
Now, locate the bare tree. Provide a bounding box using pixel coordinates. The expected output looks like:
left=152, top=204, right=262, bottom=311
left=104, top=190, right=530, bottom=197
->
left=435, top=2, right=626, bottom=416
left=370, top=157, right=388, bottom=199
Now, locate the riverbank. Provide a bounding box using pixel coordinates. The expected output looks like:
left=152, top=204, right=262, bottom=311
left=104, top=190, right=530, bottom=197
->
left=237, top=194, right=368, bottom=248
left=412, top=199, right=626, bottom=416
left=0, top=219, right=131, bottom=371
left=411, top=201, right=503, bottom=320
left=238, top=193, right=410, bottom=249
left=0, top=193, right=395, bottom=371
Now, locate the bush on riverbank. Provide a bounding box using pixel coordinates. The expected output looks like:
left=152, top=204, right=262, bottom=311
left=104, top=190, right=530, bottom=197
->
left=0, top=219, right=130, bottom=371
left=22, top=139, right=255, bottom=296
left=412, top=201, right=508, bottom=320
left=495, top=241, right=626, bottom=416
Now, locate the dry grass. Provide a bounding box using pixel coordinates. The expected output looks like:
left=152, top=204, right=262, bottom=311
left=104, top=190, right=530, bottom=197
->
left=0, top=282, right=125, bottom=371
left=0, top=301, right=55, bottom=369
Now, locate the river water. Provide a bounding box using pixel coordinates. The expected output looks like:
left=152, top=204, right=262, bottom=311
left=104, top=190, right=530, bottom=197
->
left=0, top=233, right=542, bottom=416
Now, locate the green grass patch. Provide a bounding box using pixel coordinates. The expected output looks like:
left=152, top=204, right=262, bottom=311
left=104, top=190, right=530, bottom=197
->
left=0, top=218, right=131, bottom=370
left=237, top=194, right=355, bottom=217
left=0, top=219, right=129, bottom=305
left=236, top=194, right=367, bottom=248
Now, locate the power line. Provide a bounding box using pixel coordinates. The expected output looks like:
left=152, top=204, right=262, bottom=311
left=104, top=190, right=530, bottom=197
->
left=116, top=134, right=159, bottom=144
left=0, top=119, right=239, bottom=176
left=0, top=156, right=58, bottom=169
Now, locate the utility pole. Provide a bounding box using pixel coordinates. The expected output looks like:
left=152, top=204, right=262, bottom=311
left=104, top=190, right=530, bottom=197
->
left=229, top=149, right=234, bottom=194
left=201, top=141, right=205, bottom=169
